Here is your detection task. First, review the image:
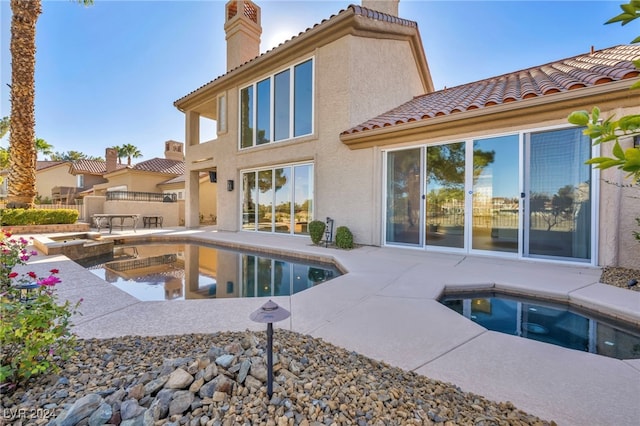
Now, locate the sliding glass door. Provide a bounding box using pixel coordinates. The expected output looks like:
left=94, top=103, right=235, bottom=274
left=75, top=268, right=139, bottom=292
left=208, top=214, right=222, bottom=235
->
left=524, top=128, right=592, bottom=261
left=383, top=127, right=593, bottom=263
left=242, top=163, right=314, bottom=235
left=425, top=142, right=466, bottom=249
left=471, top=135, right=520, bottom=253
left=386, top=148, right=421, bottom=245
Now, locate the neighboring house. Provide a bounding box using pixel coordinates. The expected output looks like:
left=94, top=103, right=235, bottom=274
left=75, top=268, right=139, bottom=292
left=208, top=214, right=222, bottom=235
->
left=66, top=153, right=126, bottom=200
left=2, top=160, right=78, bottom=204
left=92, top=141, right=185, bottom=195
left=36, top=161, right=76, bottom=203
left=175, top=0, right=640, bottom=268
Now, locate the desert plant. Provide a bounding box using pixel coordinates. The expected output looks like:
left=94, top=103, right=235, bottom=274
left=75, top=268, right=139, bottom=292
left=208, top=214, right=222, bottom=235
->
left=308, top=220, right=326, bottom=245
left=335, top=226, right=354, bottom=249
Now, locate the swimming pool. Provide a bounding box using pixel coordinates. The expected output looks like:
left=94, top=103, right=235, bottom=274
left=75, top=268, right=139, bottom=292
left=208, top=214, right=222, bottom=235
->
left=440, top=291, right=640, bottom=360
left=78, top=242, right=341, bottom=302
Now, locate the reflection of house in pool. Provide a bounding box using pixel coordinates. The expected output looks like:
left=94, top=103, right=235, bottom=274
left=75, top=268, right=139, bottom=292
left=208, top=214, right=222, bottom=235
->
left=87, top=243, right=341, bottom=302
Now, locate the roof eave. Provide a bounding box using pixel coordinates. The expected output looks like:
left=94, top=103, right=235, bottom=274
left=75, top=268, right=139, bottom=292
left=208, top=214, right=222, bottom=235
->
left=340, top=78, right=640, bottom=149
left=175, top=7, right=431, bottom=111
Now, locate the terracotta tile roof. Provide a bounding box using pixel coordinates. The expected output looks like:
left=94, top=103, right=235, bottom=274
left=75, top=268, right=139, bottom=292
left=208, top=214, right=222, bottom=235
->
left=69, top=159, right=116, bottom=175
left=36, top=160, right=67, bottom=171
left=175, top=4, right=416, bottom=105
left=159, top=175, right=185, bottom=185
left=342, top=44, right=640, bottom=135
left=131, top=158, right=184, bottom=175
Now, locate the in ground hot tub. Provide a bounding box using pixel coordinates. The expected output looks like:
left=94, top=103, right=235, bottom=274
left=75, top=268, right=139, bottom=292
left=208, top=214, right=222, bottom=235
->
left=33, top=232, right=114, bottom=261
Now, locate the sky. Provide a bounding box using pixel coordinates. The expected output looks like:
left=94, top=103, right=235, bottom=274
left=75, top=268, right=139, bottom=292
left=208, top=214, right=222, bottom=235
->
left=0, top=0, right=637, bottom=162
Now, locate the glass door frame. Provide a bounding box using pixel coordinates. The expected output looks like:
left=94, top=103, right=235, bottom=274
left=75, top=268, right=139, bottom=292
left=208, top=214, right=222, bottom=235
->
left=521, top=125, right=599, bottom=263
left=467, top=132, right=523, bottom=258
left=382, top=126, right=599, bottom=265
left=382, top=146, right=426, bottom=248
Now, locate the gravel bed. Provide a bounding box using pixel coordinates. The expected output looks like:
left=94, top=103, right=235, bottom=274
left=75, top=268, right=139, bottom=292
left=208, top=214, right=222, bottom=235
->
left=1, top=330, right=554, bottom=426
left=600, top=266, right=640, bottom=292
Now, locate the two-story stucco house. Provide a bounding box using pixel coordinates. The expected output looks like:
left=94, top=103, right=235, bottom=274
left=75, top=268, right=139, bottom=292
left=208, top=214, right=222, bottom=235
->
left=175, top=0, right=640, bottom=268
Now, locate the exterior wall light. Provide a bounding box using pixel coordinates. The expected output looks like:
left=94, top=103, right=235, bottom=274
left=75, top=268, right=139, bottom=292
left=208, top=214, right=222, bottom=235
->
left=227, top=180, right=234, bottom=191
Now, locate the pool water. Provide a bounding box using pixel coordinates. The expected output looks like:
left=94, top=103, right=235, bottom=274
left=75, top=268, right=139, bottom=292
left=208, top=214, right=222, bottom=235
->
left=440, top=292, right=640, bottom=360
left=79, top=243, right=340, bottom=302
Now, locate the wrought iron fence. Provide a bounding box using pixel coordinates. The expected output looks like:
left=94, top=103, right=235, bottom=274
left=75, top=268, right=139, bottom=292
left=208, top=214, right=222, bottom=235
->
left=106, top=191, right=177, bottom=203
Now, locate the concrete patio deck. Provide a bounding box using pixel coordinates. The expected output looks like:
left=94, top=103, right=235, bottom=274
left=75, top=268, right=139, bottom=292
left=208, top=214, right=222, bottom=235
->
left=18, top=226, right=640, bottom=426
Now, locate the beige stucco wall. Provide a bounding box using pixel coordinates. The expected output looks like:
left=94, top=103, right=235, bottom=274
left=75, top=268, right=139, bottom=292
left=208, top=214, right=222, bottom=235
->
left=199, top=177, right=218, bottom=223
left=185, top=34, right=424, bottom=242
left=95, top=171, right=178, bottom=194
left=598, top=131, right=640, bottom=269
left=36, top=165, right=75, bottom=201
left=83, top=196, right=106, bottom=225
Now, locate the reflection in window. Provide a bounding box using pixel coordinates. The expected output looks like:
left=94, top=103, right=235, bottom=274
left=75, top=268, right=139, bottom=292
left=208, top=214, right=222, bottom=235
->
left=240, top=86, right=253, bottom=148
left=293, top=164, right=313, bottom=235
left=256, top=79, right=270, bottom=145
left=274, top=70, right=290, bottom=141
left=425, top=142, right=466, bottom=249
left=239, top=59, right=313, bottom=148
left=257, top=170, right=273, bottom=232
left=242, top=163, right=313, bottom=235
left=242, top=173, right=256, bottom=230
left=472, top=135, right=519, bottom=253
left=294, top=60, right=313, bottom=137
left=275, top=168, right=291, bottom=234
left=386, top=148, right=421, bottom=245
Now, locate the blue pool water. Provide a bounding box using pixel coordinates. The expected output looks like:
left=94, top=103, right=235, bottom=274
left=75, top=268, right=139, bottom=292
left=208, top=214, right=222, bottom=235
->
left=440, top=292, right=640, bottom=360
left=79, top=243, right=341, bottom=302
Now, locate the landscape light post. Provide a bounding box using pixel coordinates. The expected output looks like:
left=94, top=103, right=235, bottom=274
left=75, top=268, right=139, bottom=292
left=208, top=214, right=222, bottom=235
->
left=249, top=299, right=291, bottom=398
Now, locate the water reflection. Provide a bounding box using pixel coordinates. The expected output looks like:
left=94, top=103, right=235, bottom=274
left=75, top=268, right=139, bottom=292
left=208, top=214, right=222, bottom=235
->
left=82, top=243, right=340, bottom=302
left=440, top=293, right=640, bottom=360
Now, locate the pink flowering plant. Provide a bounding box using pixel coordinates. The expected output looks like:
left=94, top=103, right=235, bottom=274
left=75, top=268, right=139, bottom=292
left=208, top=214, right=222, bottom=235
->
left=0, top=230, right=81, bottom=390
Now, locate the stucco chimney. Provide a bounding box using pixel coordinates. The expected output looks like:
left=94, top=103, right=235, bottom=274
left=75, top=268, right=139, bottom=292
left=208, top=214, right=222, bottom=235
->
left=362, top=0, right=399, bottom=16
left=224, top=0, right=262, bottom=71
left=105, top=148, right=117, bottom=173
left=164, top=140, right=184, bottom=161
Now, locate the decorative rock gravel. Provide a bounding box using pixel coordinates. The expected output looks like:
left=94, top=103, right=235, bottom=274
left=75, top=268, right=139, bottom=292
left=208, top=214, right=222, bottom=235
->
left=600, top=266, right=640, bottom=292
left=1, top=330, right=556, bottom=426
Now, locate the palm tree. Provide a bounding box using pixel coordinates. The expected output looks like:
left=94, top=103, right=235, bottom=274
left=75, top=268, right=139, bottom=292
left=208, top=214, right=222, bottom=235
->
left=112, top=145, right=124, bottom=164
left=6, top=0, right=92, bottom=208
left=35, top=138, right=54, bottom=160
left=120, top=143, right=142, bottom=166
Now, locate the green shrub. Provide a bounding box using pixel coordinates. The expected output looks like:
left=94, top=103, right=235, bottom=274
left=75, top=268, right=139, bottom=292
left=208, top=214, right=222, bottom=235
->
left=308, top=220, right=326, bottom=245
left=0, top=208, right=78, bottom=226
left=335, top=226, right=354, bottom=249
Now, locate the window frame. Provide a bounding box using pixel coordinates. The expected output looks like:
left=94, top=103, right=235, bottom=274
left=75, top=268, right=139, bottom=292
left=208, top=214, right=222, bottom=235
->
left=238, top=57, right=314, bottom=150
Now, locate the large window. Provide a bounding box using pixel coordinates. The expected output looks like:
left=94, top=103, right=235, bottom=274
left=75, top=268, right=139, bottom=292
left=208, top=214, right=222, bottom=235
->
left=239, top=59, right=313, bottom=148
left=242, top=163, right=313, bottom=235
